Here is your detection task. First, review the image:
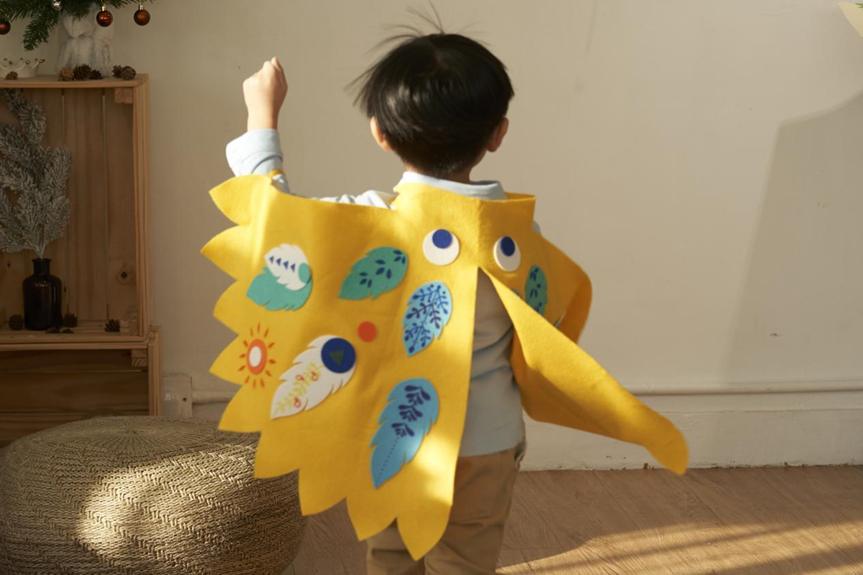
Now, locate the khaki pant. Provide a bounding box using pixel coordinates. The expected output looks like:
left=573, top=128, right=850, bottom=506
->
left=366, top=442, right=524, bottom=575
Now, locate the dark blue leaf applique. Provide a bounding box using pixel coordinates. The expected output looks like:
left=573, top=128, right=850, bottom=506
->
left=371, top=379, right=439, bottom=488
left=402, top=281, right=452, bottom=356
left=525, top=265, right=548, bottom=315
left=339, top=247, right=408, bottom=300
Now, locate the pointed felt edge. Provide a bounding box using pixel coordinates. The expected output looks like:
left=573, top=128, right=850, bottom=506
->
left=208, top=175, right=272, bottom=225
left=486, top=270, right=690, bottom=476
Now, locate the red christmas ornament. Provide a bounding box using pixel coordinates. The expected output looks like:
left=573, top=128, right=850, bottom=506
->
left=96, top=6, right=113, bottom=27
left=0, top=19, right=11, bottom=35
left=133, top=4, right=150, bottom=26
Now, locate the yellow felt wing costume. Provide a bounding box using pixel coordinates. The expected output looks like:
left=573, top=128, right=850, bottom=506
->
left=202, top=174, right=688, bottom=559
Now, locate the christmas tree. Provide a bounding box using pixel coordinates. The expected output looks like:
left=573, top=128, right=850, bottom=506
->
left=0, top=0, right=145, bottom=49
left=0, top=89, right=71, bottom=258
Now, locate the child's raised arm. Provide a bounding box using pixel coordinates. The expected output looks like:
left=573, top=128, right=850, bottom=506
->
left=226, top=58, right=290, bottom=188
left=225, top=58, right=392, bottom=208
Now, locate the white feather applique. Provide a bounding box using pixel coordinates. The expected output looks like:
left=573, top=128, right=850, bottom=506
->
left=271, top=335, right=357, bottom=419
left=265, top=244, right=310, bottom=290
left=248, top=244, right=313, bottom=311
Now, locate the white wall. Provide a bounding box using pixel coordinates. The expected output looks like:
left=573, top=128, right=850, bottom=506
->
left=4, top=1, right=863, bottom=468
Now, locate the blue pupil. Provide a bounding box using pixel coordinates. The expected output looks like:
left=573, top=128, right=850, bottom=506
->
left=432, top=229, right=453, bottom=249
left=321, top=338, right=356, bottom=374
left=500, top=236, right=516, bottom=257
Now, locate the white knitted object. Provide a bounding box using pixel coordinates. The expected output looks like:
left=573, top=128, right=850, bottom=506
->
left=57, top=8, right=113, bottom=73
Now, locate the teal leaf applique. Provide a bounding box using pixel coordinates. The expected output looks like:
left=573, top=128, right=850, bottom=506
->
left=247, top=244, right=313, bottom=311
left=248, top=268, right=312, bottom=311
left=525, top=265, right=548, bottom=315
left=339, top=247, right=408, bottom=300
left=402, top=282, right=452, bottom=356
left=370, top=378, right=439, bottom=488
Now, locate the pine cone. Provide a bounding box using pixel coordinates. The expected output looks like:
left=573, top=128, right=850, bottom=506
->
left=4, top=71, right=17, bottom=80
left=8, top=314, right=24, bottom=331
left=72, top=65, right=92, bottom=81
left=59, top=67, right=74, bottom=81
left=62, top=313, right=78, bottom=328
left=112, top=65, right=137, bottom=80
left=89, top=69, right=103, bottom=80
left=105, top=319, right=121, bottom=333
left=119, top=66, right=137, bottom=81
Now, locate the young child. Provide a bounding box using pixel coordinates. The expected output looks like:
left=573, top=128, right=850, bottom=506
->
left=228, top=32, right=524, bottom=574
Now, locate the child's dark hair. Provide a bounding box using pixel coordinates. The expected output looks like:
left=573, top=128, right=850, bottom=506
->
left=355, top=32, right=514, bottom=178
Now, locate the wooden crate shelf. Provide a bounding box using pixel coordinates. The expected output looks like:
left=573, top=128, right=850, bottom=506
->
left=0, top=347, right=154, bottom=446
left=0, top=76, right=150, bottom=333
left=0, top=74, right=159, bottom=443
left=0, top=75, right=148, bottom=90
left=0, top=320, right=146, bottom=350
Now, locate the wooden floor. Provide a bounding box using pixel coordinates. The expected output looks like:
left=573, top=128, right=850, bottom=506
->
left=291, top=466, right=863, bottom=574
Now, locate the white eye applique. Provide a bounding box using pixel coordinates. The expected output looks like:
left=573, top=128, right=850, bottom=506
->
left=422, top=229, right=460, bottom=266
left=493, top=235, right=521, bottom=272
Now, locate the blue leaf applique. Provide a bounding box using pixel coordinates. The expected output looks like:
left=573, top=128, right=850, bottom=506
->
left=339, top=247, right=408, bottom=300
left=402, top=281, right=452, bottom=356
left=370, top=378, right=439, bottom=488
left=525, top=265, right=548, bottom=315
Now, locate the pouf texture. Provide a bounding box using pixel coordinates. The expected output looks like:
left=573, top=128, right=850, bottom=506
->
left=0, top=416, right=305, bottom=575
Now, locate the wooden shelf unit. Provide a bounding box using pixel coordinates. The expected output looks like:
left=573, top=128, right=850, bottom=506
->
left=0, top=76, right=148, bottom=90
left=0, top=74, right=159, bottom=446
left=0, top=320, right=143, bottom=350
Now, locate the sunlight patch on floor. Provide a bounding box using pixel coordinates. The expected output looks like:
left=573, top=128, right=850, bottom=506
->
left=498, top=521, right=863, bottom=574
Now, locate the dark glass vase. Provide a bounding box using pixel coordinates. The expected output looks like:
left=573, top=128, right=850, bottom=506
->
left=23, top=258, right=62, bottom=331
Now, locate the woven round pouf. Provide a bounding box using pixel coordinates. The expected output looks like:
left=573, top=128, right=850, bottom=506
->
left=0, top=416, right=304, bottom=575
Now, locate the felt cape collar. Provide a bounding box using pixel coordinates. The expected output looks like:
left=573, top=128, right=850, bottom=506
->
left=203, top=175, right=688, bottom=559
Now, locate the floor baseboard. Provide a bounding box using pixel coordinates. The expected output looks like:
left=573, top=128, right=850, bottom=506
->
left=182, top=376, right=863, bottom=470
left=523, top=381, right=863, bottom=470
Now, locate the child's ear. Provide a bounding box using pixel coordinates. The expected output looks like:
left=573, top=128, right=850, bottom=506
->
left=487, top=117, right=509, bottom=153
left=369, top=117, right=392, bottom=152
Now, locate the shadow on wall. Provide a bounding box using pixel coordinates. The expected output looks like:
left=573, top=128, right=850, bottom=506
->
left=722, top=91, right=863, bottom=383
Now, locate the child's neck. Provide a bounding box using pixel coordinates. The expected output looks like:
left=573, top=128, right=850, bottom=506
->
left=405, top=165, right=473, bottom=185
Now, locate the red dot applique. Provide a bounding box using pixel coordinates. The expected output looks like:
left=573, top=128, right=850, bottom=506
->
left=358, top=321, right=378, bottom=342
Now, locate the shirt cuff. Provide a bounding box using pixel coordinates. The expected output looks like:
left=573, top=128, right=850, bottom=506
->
left=225, top=129, right=285, bottom=178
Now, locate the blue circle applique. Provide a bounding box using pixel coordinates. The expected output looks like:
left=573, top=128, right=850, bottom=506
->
left=432, top=229, right=453, bottom=249
left=493, top=235, right=521, bottom=272
left=320, top=337, right=357, bottom=374
left=423, top=229, right=460, bottom=266
left=500, top=236, right=516, bottom=257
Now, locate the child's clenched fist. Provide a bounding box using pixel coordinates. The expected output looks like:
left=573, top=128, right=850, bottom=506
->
left=243, top=57, right=288, bottom=131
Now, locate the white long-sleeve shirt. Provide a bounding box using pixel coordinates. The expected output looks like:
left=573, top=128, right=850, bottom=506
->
left=226, top=129, right=525, bottom=456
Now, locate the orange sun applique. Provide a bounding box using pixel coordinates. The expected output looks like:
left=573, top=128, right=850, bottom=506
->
left=238, top=323, right=276, bottom=388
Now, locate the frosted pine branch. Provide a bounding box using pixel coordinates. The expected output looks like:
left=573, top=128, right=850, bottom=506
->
left=0, top=158, right=36, bottom=192
left=0, top=125, right=36, bottom=166
left=3, top=90, right=46, bottom=147
left=0, top=194, right=28, bottom=253
left=0, top=89, right=71, bottom=258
